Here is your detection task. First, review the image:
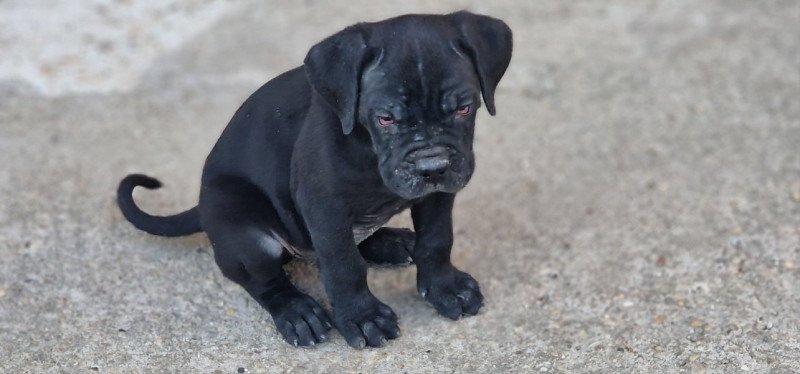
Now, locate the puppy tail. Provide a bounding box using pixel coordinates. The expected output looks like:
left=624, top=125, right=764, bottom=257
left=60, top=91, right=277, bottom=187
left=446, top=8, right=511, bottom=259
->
left=117, top=174, right=202, bottom=237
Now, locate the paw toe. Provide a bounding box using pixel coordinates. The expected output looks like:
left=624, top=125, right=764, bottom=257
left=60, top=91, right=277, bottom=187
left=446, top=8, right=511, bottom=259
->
left=335, top=301, right=400, bottom=349
left=360, top=321, right=388, bottom=347
left=373, top=316, right=401, bottom=339
left=292, top=318, right=316, bottom=346
left=272, top=295, right=332, bottom=347
left=340, top=322, right=367, bottom=349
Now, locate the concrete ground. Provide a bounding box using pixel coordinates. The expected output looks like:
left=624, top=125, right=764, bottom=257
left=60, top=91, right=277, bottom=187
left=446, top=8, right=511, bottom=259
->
left=1, top=0, right=799, bottom=372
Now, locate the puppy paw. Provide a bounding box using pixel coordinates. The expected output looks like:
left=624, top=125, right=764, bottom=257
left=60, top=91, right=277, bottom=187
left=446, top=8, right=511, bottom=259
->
left=358, top=227, right=415, bottom=266
left=334, top=295, right=401, bottom=349
left=268, top=291, right=333, bottom=347
left=417, top=266, right=483, bottom=320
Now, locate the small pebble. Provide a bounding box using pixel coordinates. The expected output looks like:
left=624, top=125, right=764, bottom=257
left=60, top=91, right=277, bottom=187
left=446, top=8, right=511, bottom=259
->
left=687, top=327, right=705, bottom=342
left=238, top=368, right=245, bottom=373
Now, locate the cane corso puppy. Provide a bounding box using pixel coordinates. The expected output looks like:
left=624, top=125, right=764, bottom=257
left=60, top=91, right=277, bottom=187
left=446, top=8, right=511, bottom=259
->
left=117, top=11, right=512, bottom=348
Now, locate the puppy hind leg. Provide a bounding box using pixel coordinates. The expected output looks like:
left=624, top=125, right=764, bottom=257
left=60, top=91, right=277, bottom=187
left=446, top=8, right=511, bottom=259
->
left=201, top=187, right=331, bottom=346
left=358, top=227, right=415, bottom=266
left=241, top=233, right=333, bottom=346
left=208, top=224, right=332, bottom=346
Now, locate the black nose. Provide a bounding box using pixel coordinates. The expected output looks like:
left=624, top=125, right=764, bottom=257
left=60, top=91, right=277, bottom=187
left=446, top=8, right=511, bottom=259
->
left=408, top=146, right=451, bottom=178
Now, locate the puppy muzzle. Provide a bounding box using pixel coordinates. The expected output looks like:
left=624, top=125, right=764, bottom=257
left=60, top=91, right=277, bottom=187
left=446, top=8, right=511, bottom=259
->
left=380, top=143, right=471, bottom=199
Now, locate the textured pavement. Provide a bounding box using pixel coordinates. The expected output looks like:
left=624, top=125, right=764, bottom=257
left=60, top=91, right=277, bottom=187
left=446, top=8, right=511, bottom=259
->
left=1, top=0, right=799, bottom=372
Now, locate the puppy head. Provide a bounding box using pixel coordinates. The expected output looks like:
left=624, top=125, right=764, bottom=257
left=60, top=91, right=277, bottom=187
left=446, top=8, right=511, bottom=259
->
left=304, top=12, right=513, bottom=199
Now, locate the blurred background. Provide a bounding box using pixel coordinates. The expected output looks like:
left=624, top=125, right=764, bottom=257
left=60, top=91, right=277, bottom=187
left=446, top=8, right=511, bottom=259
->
left=1, top=0, right=799, bottom=372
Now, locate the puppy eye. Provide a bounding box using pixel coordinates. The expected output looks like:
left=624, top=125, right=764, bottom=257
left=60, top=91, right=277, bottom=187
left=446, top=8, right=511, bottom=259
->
left=378, top=115, right=395, bottom=126
left=456, top=104, right=471, bottom=116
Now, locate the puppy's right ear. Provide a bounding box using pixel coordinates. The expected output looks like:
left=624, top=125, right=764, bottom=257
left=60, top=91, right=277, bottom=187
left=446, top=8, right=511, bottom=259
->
left=304, top=27, right=373, bottom=135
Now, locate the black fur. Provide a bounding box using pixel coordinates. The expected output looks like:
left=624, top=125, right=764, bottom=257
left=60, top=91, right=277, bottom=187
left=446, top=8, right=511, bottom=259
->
left=117, top=174, right=201, bottom=237
left=117, top=11, right=512, bottom=349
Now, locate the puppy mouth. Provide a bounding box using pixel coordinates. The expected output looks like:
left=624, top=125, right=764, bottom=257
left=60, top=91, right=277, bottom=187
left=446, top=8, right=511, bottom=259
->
left=406, top=145, right=451, bottom=158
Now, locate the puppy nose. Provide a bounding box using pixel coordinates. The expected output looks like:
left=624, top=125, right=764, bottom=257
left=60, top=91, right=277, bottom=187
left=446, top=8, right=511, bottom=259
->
left=416, top=156, right=450, bottom=173
left=408, top=146, right=451, bottom=176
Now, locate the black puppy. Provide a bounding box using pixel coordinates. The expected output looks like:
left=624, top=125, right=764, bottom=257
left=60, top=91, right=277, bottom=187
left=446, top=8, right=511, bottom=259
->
left=118, top=12, right=512, bottom=349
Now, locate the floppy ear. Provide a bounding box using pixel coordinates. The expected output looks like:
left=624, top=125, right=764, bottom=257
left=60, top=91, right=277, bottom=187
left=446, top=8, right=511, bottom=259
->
left=450, top=11, right=513, bottom=115
left=304, top=27, right=373, bottom=135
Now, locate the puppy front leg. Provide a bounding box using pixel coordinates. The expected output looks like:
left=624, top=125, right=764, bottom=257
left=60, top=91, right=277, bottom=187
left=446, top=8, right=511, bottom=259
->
left=300, top=201, right=401, bottom=349
left=411, top=192, right=484, bottom=320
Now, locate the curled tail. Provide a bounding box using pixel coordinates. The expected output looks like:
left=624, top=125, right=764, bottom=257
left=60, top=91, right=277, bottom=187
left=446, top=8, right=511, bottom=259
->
left=117, top=174, right=202, bottom=237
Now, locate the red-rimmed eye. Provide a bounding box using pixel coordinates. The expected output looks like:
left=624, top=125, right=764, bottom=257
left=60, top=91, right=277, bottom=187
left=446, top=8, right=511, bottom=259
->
left=456, top=104, right=471, bottom=116
left=378, top=116, right=394, bottom=126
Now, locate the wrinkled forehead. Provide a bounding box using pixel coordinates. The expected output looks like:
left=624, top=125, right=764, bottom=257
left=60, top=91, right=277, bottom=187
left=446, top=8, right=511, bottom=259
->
left=360, top=29, right=478, bottom=109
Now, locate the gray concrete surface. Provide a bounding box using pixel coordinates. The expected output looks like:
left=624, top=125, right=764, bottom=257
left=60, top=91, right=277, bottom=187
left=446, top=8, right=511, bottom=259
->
left=2, top=0, right=799, bottom=372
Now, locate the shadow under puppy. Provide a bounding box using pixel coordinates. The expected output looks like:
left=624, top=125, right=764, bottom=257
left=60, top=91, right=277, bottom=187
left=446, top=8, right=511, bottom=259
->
left=118, top=11, right=512, bottom=349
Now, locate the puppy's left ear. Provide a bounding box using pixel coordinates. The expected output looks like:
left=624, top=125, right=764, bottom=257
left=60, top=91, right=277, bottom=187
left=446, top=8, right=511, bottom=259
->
left=304, top=26, right=374, bottom=135
left=450, top=12, right=513, bottom=115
